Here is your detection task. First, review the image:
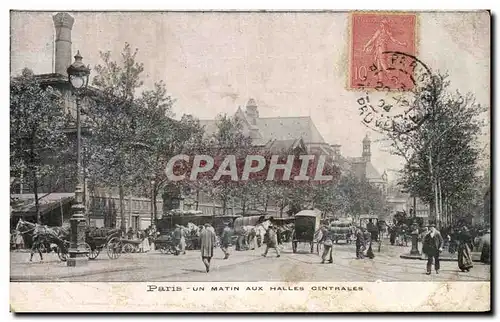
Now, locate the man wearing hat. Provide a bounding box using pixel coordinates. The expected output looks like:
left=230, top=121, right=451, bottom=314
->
left=422, top=223, right=444, bottom=275
left=221, top=221, right=233, bottom=260
left=200, top=223, right=216, bottom=272
left=319, top=224, right=333, bottom=264
left=262, top=224, right=280, bottom=258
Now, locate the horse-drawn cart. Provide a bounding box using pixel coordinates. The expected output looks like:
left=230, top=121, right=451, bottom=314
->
left=292, top=209, right=322, bottom=253
left=57, top=227, right=123, bottom=261
left=154, top=232, right=180, bottom=255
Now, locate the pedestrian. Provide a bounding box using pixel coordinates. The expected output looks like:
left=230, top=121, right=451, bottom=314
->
left=148, top=227, right=156, bottom=251
left=15, top=230, right=24, bottom=250
left=367, top=219, right=377, bottom=242
left=363, top=227, right=375, bottom=259
left=179, top=226, right=187, bottom=255
left=199, top=223, right=216, bottom=273
left=320, top=225, right=333, bottom=264
left=362, top=227, right=371, bottom=255
left=140, top=230, right=151, bottom=253
left=276, top=226, right=283, bottom=245
left=457, top=226, right=474, bottom=272
left=422, top=223, right=444, bottom=275
left=247, top=227, right=256, bottom=250
left=262, top=224, right=280, bottom=258
left=389, top=225, right=396, bottom=245
left=173, top=224, right=182, bottom=255
left=355, top=227, right=365, bottom=259
left=480, top=228, right=491, bottom=264
left=221, top=221, right=232, bottom=260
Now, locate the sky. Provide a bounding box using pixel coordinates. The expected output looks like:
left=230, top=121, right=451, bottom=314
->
left=10, top=11, right=490, bottom=179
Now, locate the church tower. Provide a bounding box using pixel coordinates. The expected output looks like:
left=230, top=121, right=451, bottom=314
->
left=362, top=134, right=371, bottom=162
left=245, top=98, right=261, bottom=140
left=245, top=98, right=259, bottom=125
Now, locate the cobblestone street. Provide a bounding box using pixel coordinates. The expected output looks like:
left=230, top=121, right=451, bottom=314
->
left=10, top=242, right=490, bottom=282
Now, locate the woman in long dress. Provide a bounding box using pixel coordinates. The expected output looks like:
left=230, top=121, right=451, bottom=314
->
left=140, top=230, right=151, bottom=252
left=457, top=226, right=474, bottom=272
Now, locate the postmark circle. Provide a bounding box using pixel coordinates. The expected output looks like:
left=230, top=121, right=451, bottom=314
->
left=354, top=51, right=437, bottom=133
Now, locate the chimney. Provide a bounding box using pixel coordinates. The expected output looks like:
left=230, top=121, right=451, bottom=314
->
left=52, top=12, right=75, bottom=76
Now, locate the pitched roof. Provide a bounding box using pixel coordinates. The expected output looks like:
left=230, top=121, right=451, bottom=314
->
left=255, top=116, right=325, bottom=143
left=365, top=162, right=384, bottom=182
left=200, top=114, right=326, bottom=147
left=265, top=138, right=307, bottom=154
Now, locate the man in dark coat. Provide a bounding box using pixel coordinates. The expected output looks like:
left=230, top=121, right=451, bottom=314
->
left=389, top=225, right=396, bottom=245
left=367, top=219, right=378, bottom=242
left=200, top=223, right=216, bottom=272
left=362, top=227, right=374, bottom=259
left=221, top=222, right=232, bottom=260
left=356, top=227, right=365, bottom=259
left=422, top=223, right=444, bottom=275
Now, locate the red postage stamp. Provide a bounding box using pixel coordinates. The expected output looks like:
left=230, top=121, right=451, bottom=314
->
left=349, top=12, right=417, bottom=90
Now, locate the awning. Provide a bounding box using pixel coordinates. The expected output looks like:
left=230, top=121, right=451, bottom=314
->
left=10, top=193, right=74, bottom=217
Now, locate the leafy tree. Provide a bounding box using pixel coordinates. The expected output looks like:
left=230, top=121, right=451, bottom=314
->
left=10, top=68, right=71, bottom=223
left=381, top=72, right=487, bottom=227
left=88, top=43, right=209, bottom=228
left=86, top=43, right=149, bottom=230
left=207, top=114, right=253, bottom=215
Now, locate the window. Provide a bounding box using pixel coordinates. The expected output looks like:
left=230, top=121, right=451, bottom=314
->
left=132, top=216, right=140, bottom=231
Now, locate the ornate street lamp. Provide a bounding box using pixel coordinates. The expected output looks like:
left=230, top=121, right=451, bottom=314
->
left=66, top=50, right=91, bottom=266
left=150, top=177, right=156, bottom=229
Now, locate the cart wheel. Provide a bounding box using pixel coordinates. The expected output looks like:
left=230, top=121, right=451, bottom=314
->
left=81, top=242, right=92, bottom=258
left=57, top=244, right=68, bottom=262
left=88, top=243, right=99, bottom=260
left=160, top=246, right=168, bottom=254
left=123, top=243, right=134, bottom=253
left=107, top=237, right=122, bottom=259
left=292, top=241, right=297, bottom=253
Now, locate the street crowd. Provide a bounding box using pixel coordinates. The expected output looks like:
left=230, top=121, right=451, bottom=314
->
left=11, top=218, right=491, bottom=276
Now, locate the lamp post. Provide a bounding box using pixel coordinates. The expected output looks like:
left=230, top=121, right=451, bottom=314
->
left=66, top=50, right=90, bottom=266
left=150, top=178, right=156, bottom=229
left=409, top=194, right=422, bottom=255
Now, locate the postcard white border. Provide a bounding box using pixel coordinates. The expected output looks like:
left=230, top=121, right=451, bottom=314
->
left=10, top=282, right=490, bottom=312
left=4, top=0, right=497, bottom=318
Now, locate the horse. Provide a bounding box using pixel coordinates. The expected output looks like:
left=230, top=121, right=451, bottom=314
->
left=15, top=218, right=66, bottom=262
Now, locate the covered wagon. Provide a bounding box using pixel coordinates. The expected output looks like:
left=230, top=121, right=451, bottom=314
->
left=292, top=209, right=322, bottom=253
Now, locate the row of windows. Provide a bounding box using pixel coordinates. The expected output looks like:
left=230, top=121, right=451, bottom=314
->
left=90, top=197, right=162, bottom=212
